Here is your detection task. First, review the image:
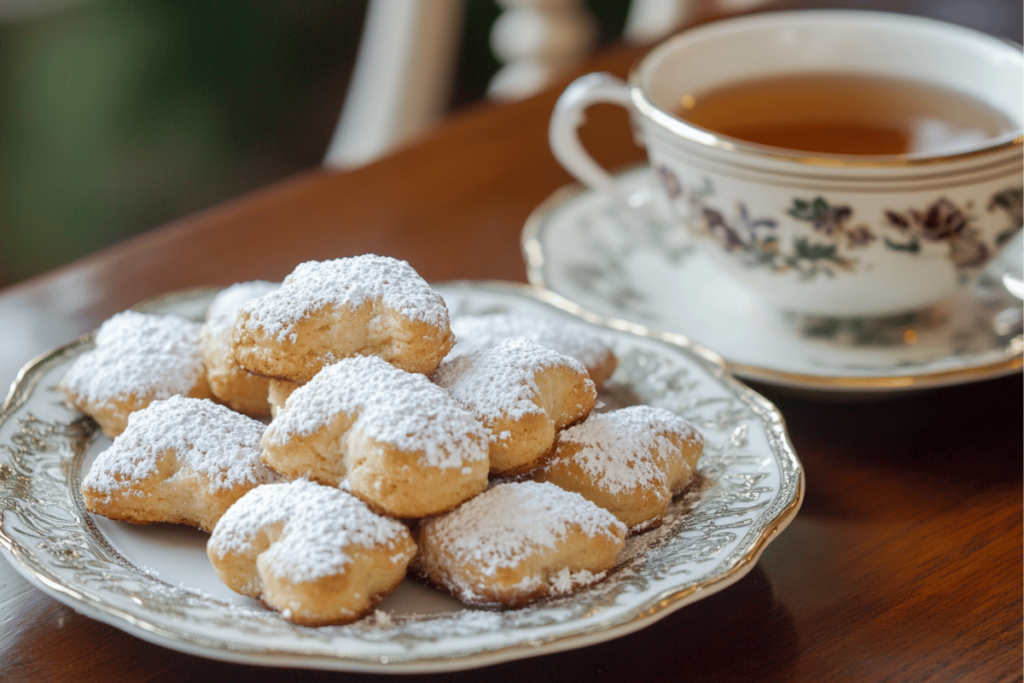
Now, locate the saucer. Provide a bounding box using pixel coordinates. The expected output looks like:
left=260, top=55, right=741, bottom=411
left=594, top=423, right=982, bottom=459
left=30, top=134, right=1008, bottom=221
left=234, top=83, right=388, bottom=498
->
left=522, top=166, right=1023, bottom=394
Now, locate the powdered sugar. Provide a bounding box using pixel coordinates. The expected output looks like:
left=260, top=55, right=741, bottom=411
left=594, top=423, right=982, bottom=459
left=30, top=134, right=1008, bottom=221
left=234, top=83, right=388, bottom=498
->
left=426, top=481, right=625, bottom=575
left=208, top=478, right=414, bottom=582
left=62, top=311, right=206, bottom=407
left=542, top=406, right=695, bottom=494
left=82, top=395, right=276, bottom=494
left=433, top=338, right=590, bottom=422
left=449, top=312, right=612, bottom=371
left=267, top=355, right=487, bottom=470
left=549, top=567, right=604, bottom=596
left=237, top=256, right=449, bottom=342
left=205, top=281, right=279, bottom=335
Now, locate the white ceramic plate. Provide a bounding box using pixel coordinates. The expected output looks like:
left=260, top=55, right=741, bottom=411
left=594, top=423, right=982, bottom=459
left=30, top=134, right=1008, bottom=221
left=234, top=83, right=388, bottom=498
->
left=0, top=281, right=802, bottom=673
left=523, top=166, right=1023, bottom=393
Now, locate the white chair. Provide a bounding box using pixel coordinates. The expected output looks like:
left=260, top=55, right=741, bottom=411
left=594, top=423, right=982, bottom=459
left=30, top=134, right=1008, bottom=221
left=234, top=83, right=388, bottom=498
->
left=323, top=0, right=465, bottom=168
left=323, top=0, right=772, bottom=168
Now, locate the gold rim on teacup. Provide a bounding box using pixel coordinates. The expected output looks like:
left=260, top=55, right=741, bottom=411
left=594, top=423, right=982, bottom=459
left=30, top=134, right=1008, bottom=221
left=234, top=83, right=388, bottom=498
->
left=627, top=11, right=1023, bottom=170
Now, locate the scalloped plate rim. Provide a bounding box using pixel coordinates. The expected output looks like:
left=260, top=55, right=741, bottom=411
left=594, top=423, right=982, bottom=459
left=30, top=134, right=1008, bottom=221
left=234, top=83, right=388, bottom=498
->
left=0, top=281, right=803, bottom=673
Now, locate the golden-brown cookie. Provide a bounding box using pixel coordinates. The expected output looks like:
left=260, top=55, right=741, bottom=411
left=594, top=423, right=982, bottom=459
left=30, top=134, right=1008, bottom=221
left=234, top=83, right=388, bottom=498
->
left=232, top=255, right=454, bottom=383
left=261, top=355, right=489, bottom=518
left=201, top=281, right=279, bottom=417
left=533, top=406, right=703, bottom=533
left=80, top=396, right=279, bottom=532
left=449, top=312, right=617, bottom=387
left=413, top=480, right=626, bottom=608
left=207, top=479, right=417, bottom=626
left=433, top=338, right=596, bottom=477
left=62, top=311, right=213, bottom=438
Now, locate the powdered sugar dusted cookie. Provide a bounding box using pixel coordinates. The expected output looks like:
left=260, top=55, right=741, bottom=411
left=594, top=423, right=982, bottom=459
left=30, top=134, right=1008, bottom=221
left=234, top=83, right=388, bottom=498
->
left=449, top=312, right=617, bottom=387
left=207, top=479, right=416, bottom=626
left=433, top=338, right=596, bottom=477
left=201, top=281, right=279, bottom=417
left=533, top=406, right=703, bottom=533
left=262, top=355, right=489, bottom=518
left=62, top=311, right=213, bottom=438
left=81, top=396, right=279, bottom=532
left=232, top=255, right=454, bottom=383
left=413, top=480, right=626, bottom=608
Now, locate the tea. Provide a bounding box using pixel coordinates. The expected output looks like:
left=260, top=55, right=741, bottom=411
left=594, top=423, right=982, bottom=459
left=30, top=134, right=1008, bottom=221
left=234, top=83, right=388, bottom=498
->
left=676, top=72, right=1015, bottom=156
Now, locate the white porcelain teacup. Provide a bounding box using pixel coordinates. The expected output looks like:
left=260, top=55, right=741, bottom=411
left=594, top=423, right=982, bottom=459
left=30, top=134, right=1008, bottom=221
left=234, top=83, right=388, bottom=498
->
left=549, top=10, right=1023, bottom=317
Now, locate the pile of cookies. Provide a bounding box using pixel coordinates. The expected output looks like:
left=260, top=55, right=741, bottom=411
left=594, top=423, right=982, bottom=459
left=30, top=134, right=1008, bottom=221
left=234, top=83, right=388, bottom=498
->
left=65, top=254, right=703, bottom=626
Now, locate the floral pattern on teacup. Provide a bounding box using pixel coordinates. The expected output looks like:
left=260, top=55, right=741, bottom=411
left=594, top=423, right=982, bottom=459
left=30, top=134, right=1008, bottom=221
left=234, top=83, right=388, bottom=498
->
left=988, top=187, right=1023, bottom=247
left=701, top=202, right=858, bottom=279
left=787, top=197, right=876, bottom=250
left=654, top=164, right=1022, bottom=282
left=882, top=198, right=989, bottom=267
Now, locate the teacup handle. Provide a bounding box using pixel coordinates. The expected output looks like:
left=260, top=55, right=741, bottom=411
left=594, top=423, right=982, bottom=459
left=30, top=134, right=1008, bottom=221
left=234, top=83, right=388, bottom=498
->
left=549, top=72, right=633, bottom=204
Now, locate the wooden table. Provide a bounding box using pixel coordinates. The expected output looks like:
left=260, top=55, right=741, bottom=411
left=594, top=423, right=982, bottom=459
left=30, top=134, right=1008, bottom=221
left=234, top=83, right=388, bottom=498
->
left=2, top=41, right=1021, bottom=683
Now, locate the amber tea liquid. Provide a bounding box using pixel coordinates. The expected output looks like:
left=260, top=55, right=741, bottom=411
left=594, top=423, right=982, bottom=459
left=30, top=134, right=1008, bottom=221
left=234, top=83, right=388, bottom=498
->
left=676, top=72, right=1015, bottom=156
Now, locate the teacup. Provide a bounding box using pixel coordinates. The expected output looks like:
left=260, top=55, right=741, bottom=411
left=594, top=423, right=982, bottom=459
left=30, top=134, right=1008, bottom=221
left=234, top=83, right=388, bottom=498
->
left=549, top=10, right=1023, bottom=317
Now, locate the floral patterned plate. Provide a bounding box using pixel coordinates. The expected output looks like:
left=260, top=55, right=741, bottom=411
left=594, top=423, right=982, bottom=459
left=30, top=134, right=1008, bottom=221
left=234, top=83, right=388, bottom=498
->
left=523, top=166, right=1023, bottom=393
left=0, top=281, right=802, bottom=673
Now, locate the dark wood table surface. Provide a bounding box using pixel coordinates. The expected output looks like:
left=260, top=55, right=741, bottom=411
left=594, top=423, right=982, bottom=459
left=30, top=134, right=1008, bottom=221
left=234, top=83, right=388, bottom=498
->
left=1, top=39, right=1021, bottom=683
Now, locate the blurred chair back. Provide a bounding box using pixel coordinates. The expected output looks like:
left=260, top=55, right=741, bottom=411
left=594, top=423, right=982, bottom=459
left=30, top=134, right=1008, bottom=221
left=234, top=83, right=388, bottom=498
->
left=324, top=0, right=771, bottom=168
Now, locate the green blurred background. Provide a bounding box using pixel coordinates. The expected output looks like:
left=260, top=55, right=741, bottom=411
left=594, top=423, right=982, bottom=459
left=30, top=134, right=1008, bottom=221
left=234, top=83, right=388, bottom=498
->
left=0, top=2, right=356, bottom=284
left=0, top=0, right=1019, bottom=288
